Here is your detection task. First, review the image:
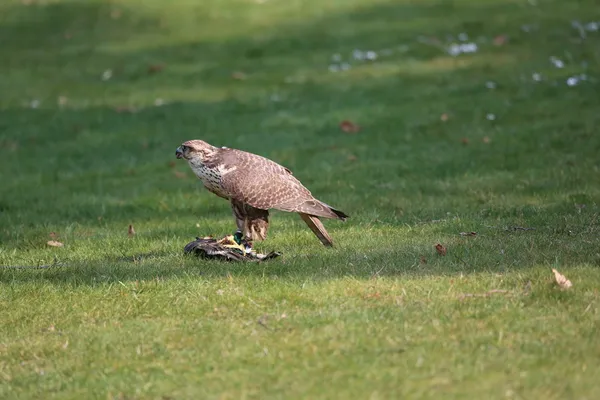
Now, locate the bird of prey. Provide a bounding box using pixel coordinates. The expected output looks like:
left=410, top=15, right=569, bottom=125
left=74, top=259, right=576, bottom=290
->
left=175, top=140, right=348, bottom=246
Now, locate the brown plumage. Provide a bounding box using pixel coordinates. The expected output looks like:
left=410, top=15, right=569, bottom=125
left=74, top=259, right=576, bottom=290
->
left=175, top=139, right=348, bottom=246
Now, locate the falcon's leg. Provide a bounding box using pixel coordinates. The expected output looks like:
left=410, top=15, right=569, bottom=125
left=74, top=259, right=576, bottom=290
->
left=231, top=201, right=246, bottom=233
left=231, top=199, right=270, bottom=242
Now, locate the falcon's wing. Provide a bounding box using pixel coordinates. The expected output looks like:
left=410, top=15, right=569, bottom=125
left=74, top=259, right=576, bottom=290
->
left=216, top=148, right=347, bottom=220
left=217, top=149, right=312, bottom=209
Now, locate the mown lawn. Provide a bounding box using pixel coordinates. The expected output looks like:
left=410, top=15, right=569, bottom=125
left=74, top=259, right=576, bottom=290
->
left=1, top=0, right=599, bottom=398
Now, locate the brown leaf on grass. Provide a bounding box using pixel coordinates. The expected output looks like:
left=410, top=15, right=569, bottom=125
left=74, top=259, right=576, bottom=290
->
left=128, top=224, right=135, bottom=237
left=459, top=231, right=477, bottom=237
left=460, top=137, right=469, bottom=145
left=347, top=154, right=357, bottom=162
left=174, top=171, right=187, bottom=179
left=231, top=71, right=247, bottom=80
left=47, top=240, right=64, bottom=247
left=420, top=256, right=427, bottom=264
left=49, top=232, right=59, bottom=239
left=440, top=113, right=449, bottom=122
left=493, top=35, right=508, bottom=46
left=148, top=64, right=165, bottom=74
left=363, top=291, right=381, bottom=300
left=435, top=243, right=447, bottom=256
left=482, top=136, right=491, bottom=144
left=339, top=120, right=360, bottom=133
left=168, top=161, right=176, bottom=168
left=552, top=268, right=572, bottom=289
left=110, top=9, right=122, bottom=19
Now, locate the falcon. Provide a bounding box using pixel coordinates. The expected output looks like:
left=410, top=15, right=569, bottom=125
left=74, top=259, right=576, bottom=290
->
left=175, top=140, right=348, bottom=246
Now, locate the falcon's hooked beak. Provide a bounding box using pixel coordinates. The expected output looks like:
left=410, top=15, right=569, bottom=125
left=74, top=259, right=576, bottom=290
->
left=175, top=146, right=184, bottom=159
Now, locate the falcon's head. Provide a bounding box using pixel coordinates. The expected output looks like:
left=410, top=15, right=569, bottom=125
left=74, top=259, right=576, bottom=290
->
left=175, top=140, right=217, bottom=161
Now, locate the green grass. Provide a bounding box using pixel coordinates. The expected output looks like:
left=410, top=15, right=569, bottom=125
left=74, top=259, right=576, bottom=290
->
left=1, top=0, right=600, bottom=398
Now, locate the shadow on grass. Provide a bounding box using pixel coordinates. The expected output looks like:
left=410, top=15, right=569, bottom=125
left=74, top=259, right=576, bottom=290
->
left=0, top=244, right=503, bottom=286
left=2, top=215, right=599, bottom=287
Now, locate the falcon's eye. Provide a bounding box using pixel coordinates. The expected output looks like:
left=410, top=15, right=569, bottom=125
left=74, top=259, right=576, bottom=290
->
left=181, top=145, right=188, bottom=152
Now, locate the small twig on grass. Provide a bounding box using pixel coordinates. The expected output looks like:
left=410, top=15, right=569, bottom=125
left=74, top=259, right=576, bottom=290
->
left=505, top=226, right=536, bottom=232
left=257, top=315, right=272, bottom=331
left=246, top=296, right=264, bottom=309
left=457, top=289, right=511, bottom=301
left=370, top=266, right=385, bottom=279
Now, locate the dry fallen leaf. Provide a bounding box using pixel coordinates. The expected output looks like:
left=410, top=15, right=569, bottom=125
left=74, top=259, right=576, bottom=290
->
left=110, top=9, right=122, bottom=19
left=168, top=161, right=176, bottom=168
left=493, top=35, right=508, bottom=46
left=420, top=256, right=427, bottom=264
left=128, top=224, right=135, bottom=237
left=435, top=243, right=447, bottom=256
left=174, top=171, right=186, bottom=179
left=460, top=231, right=477, bottom=237
left=47, top=240, right=64, bottom=247
left=231, top=71, right=247, bottom=80
left=440, top=113, right=449, bottom=122
left=552, top=268, right=572, bottom=289
left=339, top=120, right=360, bottom=133
left=363, top=291, right=381, bottom=300
left=460, top=138, right=469, bottom=145
left=148, top=64, right=165, bottom=74
left=347, top=154, right=357, bottom=162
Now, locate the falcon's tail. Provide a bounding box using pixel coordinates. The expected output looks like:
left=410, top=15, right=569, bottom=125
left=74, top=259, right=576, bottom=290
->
left=329, top=207, right=349, bottom=220
left=299, top=213, right=334, bottom=247
left=294, top=200, right=349, bottom=221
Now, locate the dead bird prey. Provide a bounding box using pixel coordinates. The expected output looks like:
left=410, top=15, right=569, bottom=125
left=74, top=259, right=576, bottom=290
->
left=175, top=140, right=348, bottom=246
